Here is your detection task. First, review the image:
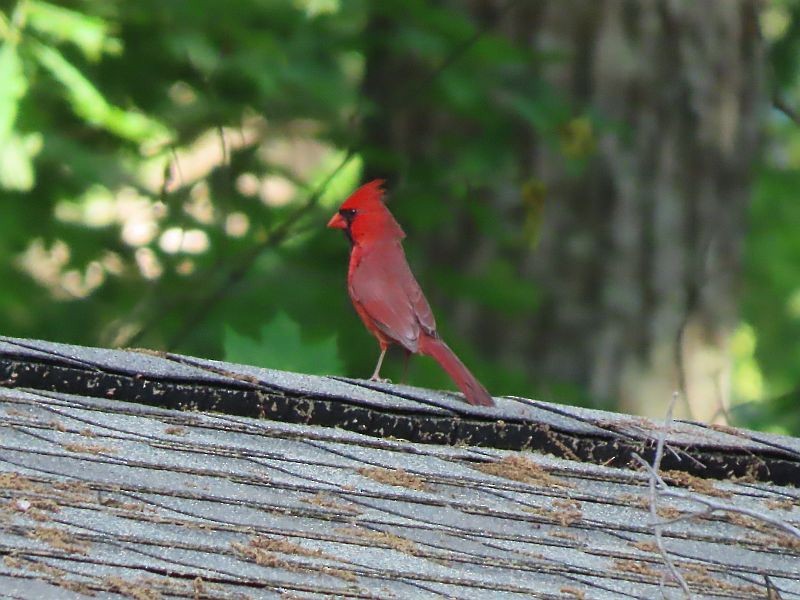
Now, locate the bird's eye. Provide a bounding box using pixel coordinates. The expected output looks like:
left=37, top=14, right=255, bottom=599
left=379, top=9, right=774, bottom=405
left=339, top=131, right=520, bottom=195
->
left=339, top=208, right=357, bottom=221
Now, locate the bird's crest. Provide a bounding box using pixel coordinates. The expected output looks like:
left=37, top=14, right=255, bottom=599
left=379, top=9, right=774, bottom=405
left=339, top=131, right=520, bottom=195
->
left=339, top=179, right=386, bottom=210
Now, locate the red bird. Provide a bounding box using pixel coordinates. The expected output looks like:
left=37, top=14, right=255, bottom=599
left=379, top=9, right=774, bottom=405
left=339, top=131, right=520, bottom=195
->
left=327, top=180, right=495, bottom=407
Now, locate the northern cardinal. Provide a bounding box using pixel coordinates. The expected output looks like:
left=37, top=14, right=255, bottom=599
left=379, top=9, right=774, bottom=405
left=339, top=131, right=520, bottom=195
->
left=327, top=180, right=495, bottom=407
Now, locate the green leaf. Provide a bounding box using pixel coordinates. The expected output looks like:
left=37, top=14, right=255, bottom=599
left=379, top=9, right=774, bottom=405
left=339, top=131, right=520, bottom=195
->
left=503, top=85, right=570, bottom=133
left=0, top=39, right=27, bottom=137
left=32, top=41, right=170, bottom=143
left=0, top=36, right=36, bottom=188
left=224, top=312, right=343, bottom=375
left=0, top=132, right=42, bottom=191
left=315, top=151, right=363, bottom=210
left=27, top=1, right=121, bottom=61
left=293, top=0, right=341, bottom=18
left=521, top=178, right=547, bottom=248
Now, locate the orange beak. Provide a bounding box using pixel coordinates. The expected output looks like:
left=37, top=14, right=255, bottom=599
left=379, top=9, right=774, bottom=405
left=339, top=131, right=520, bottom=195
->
left=327, top=212, right=346, bottom=229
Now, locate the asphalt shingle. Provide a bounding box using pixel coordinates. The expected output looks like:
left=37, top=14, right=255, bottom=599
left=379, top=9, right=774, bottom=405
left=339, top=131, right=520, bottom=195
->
left=0, top=338, right=798, bottom=599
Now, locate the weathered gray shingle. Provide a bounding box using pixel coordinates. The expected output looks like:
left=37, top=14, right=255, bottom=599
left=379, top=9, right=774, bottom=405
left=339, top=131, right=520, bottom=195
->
left=1, top=337, right=798, bottom=599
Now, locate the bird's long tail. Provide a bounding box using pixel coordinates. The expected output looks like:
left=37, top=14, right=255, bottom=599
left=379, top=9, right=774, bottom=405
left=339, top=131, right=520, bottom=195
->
left=418, top=335, right=495, bottom=407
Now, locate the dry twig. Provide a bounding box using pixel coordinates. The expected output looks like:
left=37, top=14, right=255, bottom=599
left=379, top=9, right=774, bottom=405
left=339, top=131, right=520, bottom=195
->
left=637, top=392, right=692, bottom=599
left=632, top=392, right=800, bottom=600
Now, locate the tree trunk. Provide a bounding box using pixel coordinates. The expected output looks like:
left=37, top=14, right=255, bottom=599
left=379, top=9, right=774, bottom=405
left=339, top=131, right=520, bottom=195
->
left=362, top=0, right=765, bottom=421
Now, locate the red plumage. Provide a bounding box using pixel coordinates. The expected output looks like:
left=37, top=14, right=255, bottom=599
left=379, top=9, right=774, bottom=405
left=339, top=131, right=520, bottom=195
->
left=327, top=180, right=495, bottom=407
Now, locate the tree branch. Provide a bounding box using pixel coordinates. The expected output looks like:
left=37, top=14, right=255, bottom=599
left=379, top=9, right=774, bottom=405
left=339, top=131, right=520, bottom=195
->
left=129, top=0, right=525, bottom=350
left=164, top=149, right=356, bottom=351
left=774, top=93, right=800, bottom=127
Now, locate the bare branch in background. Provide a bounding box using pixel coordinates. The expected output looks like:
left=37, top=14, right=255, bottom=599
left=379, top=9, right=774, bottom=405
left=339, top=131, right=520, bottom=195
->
left=165, top=149, right=356, bottom=350
left=774, top=94, right=800, bottom=128
left=125, top=0, right=525, bottom=351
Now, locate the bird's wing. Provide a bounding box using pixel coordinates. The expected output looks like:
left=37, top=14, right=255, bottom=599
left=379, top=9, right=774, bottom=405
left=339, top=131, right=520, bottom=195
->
left=349, top=241, right=436, bottom=352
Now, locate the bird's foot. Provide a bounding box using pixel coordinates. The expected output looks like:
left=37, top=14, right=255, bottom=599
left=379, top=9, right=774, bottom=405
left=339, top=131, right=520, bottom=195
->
left=369, top=375, right=392, bottom=383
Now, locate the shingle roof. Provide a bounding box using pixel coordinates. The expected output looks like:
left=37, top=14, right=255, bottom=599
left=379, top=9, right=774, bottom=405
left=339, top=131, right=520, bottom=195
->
left=1, top=336, right=798, bottom=599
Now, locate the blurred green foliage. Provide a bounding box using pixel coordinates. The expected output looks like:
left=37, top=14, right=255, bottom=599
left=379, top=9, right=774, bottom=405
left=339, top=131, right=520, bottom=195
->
left=225, top=312, right=342, bottom=375
left=0, top=0, right=799, bottom=434
left=730, top=0, right=800, bottom=435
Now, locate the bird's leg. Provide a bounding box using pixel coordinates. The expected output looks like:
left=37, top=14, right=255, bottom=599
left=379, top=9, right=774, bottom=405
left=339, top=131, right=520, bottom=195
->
left=369, top=347, right=391, bottom=383
left=401, top=349, right=411, bottom=384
